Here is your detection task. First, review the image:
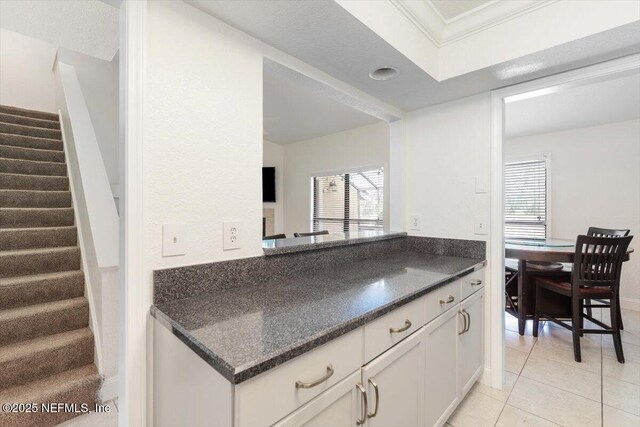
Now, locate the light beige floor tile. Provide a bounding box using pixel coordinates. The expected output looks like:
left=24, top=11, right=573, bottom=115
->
left=603, top=330, right=640, bottom=347
left=603, top=377, right=640, bottom=416
left=448, top=390, right=505, bottom=427
left=496, top=404, right=560, bottom=427
left=508, top=376, right=601, bottom=427
left=530, top=328, right=602, bottom=373
left=520, top=356, right=601, bottom=402
left=603, top=405, right=640, bottom=427
left=603, top=338, right=640, bottom=363
left=506, top=347, right=529, bottom=375
left=603, top=356, right=640, bottom=385
left=505, top=315, right=540, bottom=336
left=472, top=371, right=518, bottom=402
left=505, top=329, right=536, bottom=353
left=56, top=402, right=118, bottom=427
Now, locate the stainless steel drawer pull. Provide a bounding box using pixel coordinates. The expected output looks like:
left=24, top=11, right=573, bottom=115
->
left=389, top=319, right=412, bottom=334
left=356, top=383, right=368, bottom=425
left=367, top=378, right=379, bottom=418
left=458, top=310, right=467, bottom=335
left=440, top=295, right=455, bottom=305
left=464, top=310, right=471, bottom=333
left=471, top=279, right=483, bottom=286
left=295, top=364, right=334, bottom=389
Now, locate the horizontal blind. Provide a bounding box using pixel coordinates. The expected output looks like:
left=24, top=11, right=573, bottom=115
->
left=313, top=168, right=384, bottom=233
left=504, top=159, right=546, bottom=240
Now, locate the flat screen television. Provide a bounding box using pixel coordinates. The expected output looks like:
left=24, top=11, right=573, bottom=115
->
left=262, top=167, right=276, bottom=202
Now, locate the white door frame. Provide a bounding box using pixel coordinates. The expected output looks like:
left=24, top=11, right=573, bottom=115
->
left=489, top=54, right=640, bottom=389
left=119, top=0, right=147, bottom=425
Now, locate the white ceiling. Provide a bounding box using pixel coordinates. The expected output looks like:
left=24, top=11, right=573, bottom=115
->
left=0, top=0, right=119, bottom=61
left=188, top=0, right=640, bottom=113
left=506, top=73, right=640, bottom=139
left=429, top=0, right=493, bottom=21
left=264, top=60, right=380, bottom=144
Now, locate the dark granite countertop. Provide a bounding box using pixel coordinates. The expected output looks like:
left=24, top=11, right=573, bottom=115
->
left=262, top=230, right=407, bottom=256
left=151, top=250, right=485, bottom=384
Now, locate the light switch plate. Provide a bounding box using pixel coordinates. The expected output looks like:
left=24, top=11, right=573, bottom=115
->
left=409, top=214, right=422, bottom=231
left=223, top=221, right=241, bottom=250
left=474, top=217, right=489, bottom=235
left=475, top=175, right=489, bottom=194
left=162, top=223, right=187, bottom=257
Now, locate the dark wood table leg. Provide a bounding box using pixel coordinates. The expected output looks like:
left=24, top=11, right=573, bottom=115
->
left=518, top=259, right=527, bottom=336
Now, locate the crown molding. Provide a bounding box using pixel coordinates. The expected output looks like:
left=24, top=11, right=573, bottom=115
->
left=391, top=0, right=557, bottom=47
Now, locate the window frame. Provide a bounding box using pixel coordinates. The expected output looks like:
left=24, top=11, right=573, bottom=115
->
left=309, top=165, right=385, bottom=233
left=504, top=153, right=551, bottom=240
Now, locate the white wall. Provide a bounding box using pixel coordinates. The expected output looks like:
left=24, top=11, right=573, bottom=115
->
left=263, top=140, right=285, bottom=235
left=57, top=49, right=120, bottom=196
left=0, top=29, right=56, bottom=112
left=506, top=119, right=640, bottom=306
left=282, top=121, right=390, bottom=237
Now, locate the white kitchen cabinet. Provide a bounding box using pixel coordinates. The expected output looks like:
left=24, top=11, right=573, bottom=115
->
left=273, top=371, right=364, bottom=427
left=423, top=306, right=460, bottom=427
left=458, top=288, right=484, bottom=397
left=361, top=328, right=425, bottom=427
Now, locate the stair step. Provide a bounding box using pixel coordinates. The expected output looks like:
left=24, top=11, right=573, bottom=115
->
left=0, top=113, right=60, bottom=130
left=0, top=271, right=84, bottom=310
left=0, top=133, right=63, bottom=152
left=0, top=226, right=77, bottom=251
left=0, top=328, right=93, bottom=389
left=0, top=364, right=100, bottom=427
left=0, top=190, right=71, bottom=208
left=0, top=122, right=61, bottom=141
left=0, top=246, right=80, bottom=278
left=0, top=145, right=65, bottom=163
left=0, top=207, right=74, bottom=228
left=0, top=158, right=67, bottom=177
left=0, top=297, right=89, bottom=346
left=0, top=105, right=59, bottom=122
left=0, top=173, right=69, bottom=191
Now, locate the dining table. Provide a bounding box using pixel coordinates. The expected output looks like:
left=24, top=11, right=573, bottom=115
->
left=505, top=238, right=634, bottom=336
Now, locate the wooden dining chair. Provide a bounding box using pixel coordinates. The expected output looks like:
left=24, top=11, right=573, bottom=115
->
left=585, top=227, right=631, bottom=328
left=294, top=230, right=329, bottom=238
left=263, top=233, right=287, bottom=240
left=533, top=234, right=633, bottom=363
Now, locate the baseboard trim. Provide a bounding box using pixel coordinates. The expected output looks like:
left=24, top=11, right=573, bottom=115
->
left=101, top=375, right=118, bottom=402
left=479, top=364, right=492, bottom=386
left=621, top=297, right=640, bottom=312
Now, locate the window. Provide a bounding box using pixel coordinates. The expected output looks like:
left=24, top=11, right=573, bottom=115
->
left=504, top=158, right=547, bottom=240
left=312, top=168, right=384, bottom=233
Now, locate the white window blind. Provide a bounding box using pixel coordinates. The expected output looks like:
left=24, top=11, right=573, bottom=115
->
left=504, top=159, right=547, bottom=240
left=312, top=168, right=384, bottom=233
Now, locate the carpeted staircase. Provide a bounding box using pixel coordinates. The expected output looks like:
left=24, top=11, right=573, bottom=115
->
left=0, top=105, right=100, bottom=426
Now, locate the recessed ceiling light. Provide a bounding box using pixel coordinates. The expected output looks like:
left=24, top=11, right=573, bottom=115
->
left=369, top=66, right=400, bottom=81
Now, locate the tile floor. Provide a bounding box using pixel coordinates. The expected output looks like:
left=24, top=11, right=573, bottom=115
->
left=57, top=309, right=640, bottom=427
left=447, top=308, right=640, bottom=427
left=56, top=398, right=118, bottom=426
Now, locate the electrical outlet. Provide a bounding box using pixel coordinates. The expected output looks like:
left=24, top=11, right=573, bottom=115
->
left=475, top=217, right=489, bottom=235
left=162, top=223, right=187, bottom=257
left=409, top=215, right=422, bottom=231
left=223, top=221, right=241, bottom=250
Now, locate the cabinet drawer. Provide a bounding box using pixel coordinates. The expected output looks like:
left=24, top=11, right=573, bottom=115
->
left=460, top=268, right=485, bottom=301
left=425, top=281, right=460, bottom=324
left=364, top=296, right=425, bottom=362
left=235, top=328, right=364, bottom=427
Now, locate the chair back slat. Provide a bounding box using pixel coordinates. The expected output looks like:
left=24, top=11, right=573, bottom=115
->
left=573, top=235, right=632, bottom=293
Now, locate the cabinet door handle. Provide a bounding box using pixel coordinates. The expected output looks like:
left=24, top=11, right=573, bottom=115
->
left=458, top=310, right=467, bottom=335
left=295, top=364, right=334, bottom=389
left=389, top=319, right=412, bottom=334
left=356, top=383, right=368, bottom=425
left=440, top=295, right=455, bottom=305
left=367, top=378, right=380, bottom=418
left=465, top=310, right=472, bottom=333
left=471, top=279, right=483, bottom=286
